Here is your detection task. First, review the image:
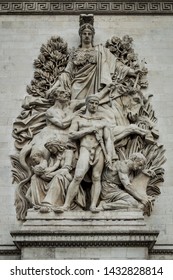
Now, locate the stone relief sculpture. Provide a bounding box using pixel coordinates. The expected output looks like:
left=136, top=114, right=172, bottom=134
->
left=11, top=14, right=166, bottom=221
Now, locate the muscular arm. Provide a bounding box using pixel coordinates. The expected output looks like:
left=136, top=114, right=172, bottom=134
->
left=46, top=109, right=74, bottom=129
left=103, top=126, right=113, bottom=158
left=68, top=117, right=94, bottom=141
left=113, top=125, right=146, bottom=144
left=124, top=184, right=145, bottom=203
left=117, top=162, right=131, bottom=188
left=117, top=163, right=145, bottom=202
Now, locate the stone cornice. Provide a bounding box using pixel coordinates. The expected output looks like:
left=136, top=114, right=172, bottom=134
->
left=11, top=230, right=159, bottom=250
left=0, top=245, right=20, bottom=255
left=150, top=249, right=173, bottom=255
left=1, top=243, right=173, bottom=256
left=150, top=244, right=173, bottom=255
left=0, top=1, right=173, bottom=15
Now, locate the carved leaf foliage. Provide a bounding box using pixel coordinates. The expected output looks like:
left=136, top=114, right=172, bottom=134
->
left=27, top=36, right=69, bottom=98
left=15, top=181, right=31, bottom=221
left=12, top=36, right=68, bottom=151
left=11, top=155, right=28, bottom=184
left=11, top=154, right=32, bottom=220
left=112, top=52, right=165, bottom=201
left=105, top=35, right=148, bottom=90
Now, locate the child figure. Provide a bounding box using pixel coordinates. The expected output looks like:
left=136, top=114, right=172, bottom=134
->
left=31, top=151, right=48, bottom=178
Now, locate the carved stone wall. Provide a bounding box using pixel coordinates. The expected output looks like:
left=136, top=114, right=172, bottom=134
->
left=0, top=13, right=173, bottom=259
left=1, top=1, right=173, bottom=15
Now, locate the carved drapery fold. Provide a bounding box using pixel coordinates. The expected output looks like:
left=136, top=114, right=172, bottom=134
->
left=11, top=14, right=166, bottom=221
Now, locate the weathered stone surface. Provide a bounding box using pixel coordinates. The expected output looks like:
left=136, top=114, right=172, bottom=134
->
left=22, top=246, right=148, bottom=260
left=11, top=211, right=158, bottom=259
left=0, top=14, right=173, bottom=260
left=22, top=209, right=146, bottom=230
left=11, top=14, right=165, bottom=222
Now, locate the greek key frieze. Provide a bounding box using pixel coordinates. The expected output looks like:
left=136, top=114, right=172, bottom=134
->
left=0, top=1, right=173, bottom=14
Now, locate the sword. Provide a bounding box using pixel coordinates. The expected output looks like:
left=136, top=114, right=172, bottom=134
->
left=94, top=130, right=112, bottom=170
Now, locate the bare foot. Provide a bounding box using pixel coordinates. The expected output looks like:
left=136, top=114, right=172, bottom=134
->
left=90, top=207, right=100, bottom=213
left=52, top=206, right=69, bottom=213
left=39, top=206, right=51, bottom=213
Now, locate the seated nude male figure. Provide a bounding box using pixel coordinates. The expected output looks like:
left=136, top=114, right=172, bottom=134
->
left=55, top=95, right=113, bottom=213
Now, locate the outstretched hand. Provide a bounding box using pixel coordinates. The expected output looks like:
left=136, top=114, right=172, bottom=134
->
left=108, top=82, right=117, bottom=92
left=105, top=156, right=113, bottom=170
left=141, top=196, right=155, bottom=216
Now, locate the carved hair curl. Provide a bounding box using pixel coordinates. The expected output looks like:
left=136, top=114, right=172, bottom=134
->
left=86, top=95, right=99, bottom=104
left=45, top=139, right=67, bottom=153
left=79, top=23, right=95, bottom=36
left=129, top=152, right=146, bottom=164
left=49, top=87, right=71, bottom=102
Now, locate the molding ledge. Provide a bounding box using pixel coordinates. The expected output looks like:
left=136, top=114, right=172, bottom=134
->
left=150, top=245, right=173, bottom=255
left=11, top=230, right=159, bottom=250
left=1, top=243, right=173, bottom=257
left=11, top=210, right=158, bottom=251
left=0, top=245, right=20, bottom=255
left=0, top=1, right=173, bottom=15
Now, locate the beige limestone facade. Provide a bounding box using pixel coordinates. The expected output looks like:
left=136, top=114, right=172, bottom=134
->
left=0, top=13, right=173, bottom=259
